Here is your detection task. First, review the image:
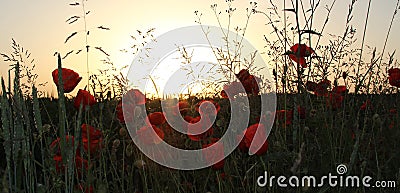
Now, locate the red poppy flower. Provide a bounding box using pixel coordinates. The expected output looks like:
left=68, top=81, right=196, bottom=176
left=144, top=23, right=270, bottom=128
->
left=242, top=75, right=260, bottom=95
left=236, top=69, right=250, bottom=81
left=221, top=81, right=243, bottom=98
left=202, top=140, right=225, bottom=170
left=52, top=68, right=82, bottom=93
left=314, top=79, right=331, bottom=96
left=221, top=69, right=261, bottom=97
left=170, top=101, right=190, bottom=117
left=327, top=86, right=347, bottom=109
left=388, top=68, right=400, bottom=87
left=389, top=108, right=397, bottom=129
left=289, top=54, right=307, bottom=67
left=275, top=110, right=294, bottom=125
left=290, top=44, right=314, bottom=57
left=235, top=69, right=261, bottom=95
left=178, top=101, right=190, bottom=114
left=81, top=124, right=103, bottom=154
left=50, top=135, right=76, bottom=155
left=332, top=86, right=347, bottom=94
left=238, top=123, right=269, bottom=156
left=220, top=90, right=228, bottom=98
left=360, top=99, right=372, bottom=111
left=288, top=44, right=314, bottom=68
left=50, top=136, right=88, bottom=173
left=136, top=125, right=165, bottom=145
left=116, top=89, right=146, bottom=123
left=74, top=89, right=96, bottom=110
left=328, top=93, right=344, bottom=109
left=195, top=100, right=220, bottom=116
left=297, top=106, right=306, bottom=119
left=116, top=101, right=125, bottom=123
left=306, top=81, right=317, bottom=92
left=389, top=108, right=397, bottom=115
left=147, top=112, right=166, bottom=125
left=52, top=155, right=88, bottom=174
left=187, top=116, right=214, bottom=141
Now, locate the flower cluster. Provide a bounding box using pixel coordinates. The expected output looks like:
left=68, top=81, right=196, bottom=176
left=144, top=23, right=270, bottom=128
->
left=51, top=67, right=102, bottom=189
left=49, top=123, right=104, bottom=173
left=306, top=80, right=348, bottom=109
left=52, top=68, right=97, bottom=110
left=115, top=69, right=271, bottom=171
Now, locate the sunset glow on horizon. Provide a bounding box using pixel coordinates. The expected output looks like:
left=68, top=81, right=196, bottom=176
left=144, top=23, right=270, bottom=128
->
left=1, top=0, right=399, bottom=96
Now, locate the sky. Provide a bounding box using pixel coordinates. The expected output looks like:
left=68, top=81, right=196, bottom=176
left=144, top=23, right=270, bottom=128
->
left=0, top=0, right=399, bottom=96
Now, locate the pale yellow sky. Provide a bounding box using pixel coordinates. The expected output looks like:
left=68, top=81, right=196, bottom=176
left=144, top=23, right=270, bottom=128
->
left=1, top=0, right=399, bottom=96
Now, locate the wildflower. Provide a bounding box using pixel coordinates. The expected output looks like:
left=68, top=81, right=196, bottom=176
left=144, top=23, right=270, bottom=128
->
left=238, top=123, right=269, bottom=156
left=221, top=69, right=261, bottom=98
left=136, top=125, right=165, bottom=145
left=360, top=99, right=372, bottom=111
left=297, top=106, right=306, bottom=119
left=305, top=81, right=317, bottom=92
left=388, top=68, right=400, bottom=87
left=81, top=124, right=103, bottom=154
left=242, top=75, right=260, bottom=95
left=195, top=100, right=220, bottom=116
left=50, top=136, right=88, bottom=173
left=186, top=116, right=214, bottom=141
left=327, top=86, right=347, bottom=109
left=221, top=81, right=243, bottom=98
left=202, top=140, right=225, bottom=170
left=276, top=110, right=294, bottom=125
left=314, top=80, right=331, bottom=96
left=116, top=89, right=146, bottom=123
left=332, top=86, right=347, bottom=93
left=236, top=69, right=251, bottom=81
left=236, top=69, right=260, bottom=95
left=178, top=101, right=190, bottom=114
left=288, top=44, right=314, bottom=68
left=389, top=108, right=397, bottom=115
left=389, top=108, right=397, bottom=129
left=147, top=112, right=166, bottom=125
left=52, top=68, right=82, bottom=93
left=74, top=89, right=96, bottom=110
